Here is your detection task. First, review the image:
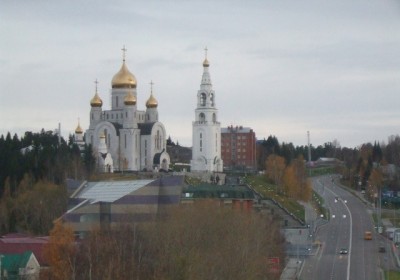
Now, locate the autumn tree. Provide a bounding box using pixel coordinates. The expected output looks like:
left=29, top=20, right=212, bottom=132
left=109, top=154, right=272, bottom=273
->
left=13, top=177, right=68, bottom=235
left=143, top=202, right=285, bottom=280
left=283, top=156, right=312, bottom=201
left=44, top=221, right=78, bottom=280
left=73, top=202, right=285, bottom=280
left=367, top=168, right=384, bottom=201
left=265, top=154, right=286, bottom=189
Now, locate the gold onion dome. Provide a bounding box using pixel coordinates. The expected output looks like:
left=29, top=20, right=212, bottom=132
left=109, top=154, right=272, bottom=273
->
left=203, top=58, right=210, bottom=67
left=75, top=122, right=83, bottom=134
left=112, top=61, right=137, bottom=89
left=146, top=93, right=158, bottom=108
left=90, top=92, right=103, bottom=107
left=124, top=90, right=137, bottom=105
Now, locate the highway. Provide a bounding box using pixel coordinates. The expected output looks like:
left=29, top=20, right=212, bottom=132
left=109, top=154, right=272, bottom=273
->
left=300, top=175, right=396, bottom=280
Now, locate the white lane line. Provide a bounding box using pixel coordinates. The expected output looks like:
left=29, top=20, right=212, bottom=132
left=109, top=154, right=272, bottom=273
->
left=325, top=183, right=352, bottom=280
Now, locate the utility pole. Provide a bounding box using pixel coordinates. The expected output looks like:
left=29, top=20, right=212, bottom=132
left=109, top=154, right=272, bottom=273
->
left=307, top=131, right=311, bottom=163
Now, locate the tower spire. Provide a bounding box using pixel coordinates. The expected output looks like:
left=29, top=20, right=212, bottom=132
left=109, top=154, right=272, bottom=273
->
left=203, top=47, right=210, bottom=68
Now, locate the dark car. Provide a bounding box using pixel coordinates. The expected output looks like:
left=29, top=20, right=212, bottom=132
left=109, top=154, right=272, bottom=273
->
left=379, top=246, right=386, bottom=253
left=339, top=248, right=348, bottom=254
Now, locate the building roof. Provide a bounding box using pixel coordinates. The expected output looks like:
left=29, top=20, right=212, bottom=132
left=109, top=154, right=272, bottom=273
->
left=221, top=126, right=253, bottom=133
left=1, top=251, right=35, bottom=274
left=72, top=179, right=154, bottom=203
left=182, top=184, right=255, bottom=199
left=0, top=234, right=48, bottom=266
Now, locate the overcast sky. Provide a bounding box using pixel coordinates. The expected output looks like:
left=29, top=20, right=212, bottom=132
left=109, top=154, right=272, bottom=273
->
left=1, top=0, right=400, bottom=148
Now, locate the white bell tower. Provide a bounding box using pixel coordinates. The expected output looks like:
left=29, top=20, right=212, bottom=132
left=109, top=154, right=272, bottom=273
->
left=190, top=48, right=223, bottom=172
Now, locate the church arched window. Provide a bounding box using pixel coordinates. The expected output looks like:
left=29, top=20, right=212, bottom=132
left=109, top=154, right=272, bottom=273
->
left=200, top=93, right=206, bottom=106
left=199, top=113, right=205, bottom=122
left=212, top=113, right=216, bottom=122
left=210, top=93, right=214, bottom=106
left=155, top=130, right=161, bottom=149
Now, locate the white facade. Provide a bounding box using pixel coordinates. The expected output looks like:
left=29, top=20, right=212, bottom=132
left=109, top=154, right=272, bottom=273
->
left=79, top=51, right=170, bottom=172
left=190, top=54, right=223, bottom=172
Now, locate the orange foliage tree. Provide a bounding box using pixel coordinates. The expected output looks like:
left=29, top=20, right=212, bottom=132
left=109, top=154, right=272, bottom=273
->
left=43, top=220, right=77, bottom=280
left=265, top=154, right=286, bottom=189
left=283, top=156, right=312, bottom=201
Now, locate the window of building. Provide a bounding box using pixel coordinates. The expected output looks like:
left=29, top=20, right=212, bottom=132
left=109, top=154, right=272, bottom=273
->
left=200, top=139, right=202, bottom=152
left=124, top=134, right=127, bottom=149
left=210, top=93, right=214, bottom=106
left=212, top=113, right=216, bottom=122
left=104, top=129, right=108, bottom=144
left=199, top=113, right=205, bottom=122
left=200, top=93, right=206, bottom=106
left=116, top=96, right=119, bottom=108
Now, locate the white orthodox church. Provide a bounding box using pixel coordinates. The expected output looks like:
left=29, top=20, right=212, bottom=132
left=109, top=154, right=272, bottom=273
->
left=75, top=48, right=170, bottom=172
left=190, top=51, right=223, bottom=172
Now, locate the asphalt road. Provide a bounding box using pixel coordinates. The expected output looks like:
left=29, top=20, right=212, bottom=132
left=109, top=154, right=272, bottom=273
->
left=300, top=175, right=396, bottom=280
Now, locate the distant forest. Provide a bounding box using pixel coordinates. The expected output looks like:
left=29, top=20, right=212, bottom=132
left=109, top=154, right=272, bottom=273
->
left=1, top=131, right=400, bottom=196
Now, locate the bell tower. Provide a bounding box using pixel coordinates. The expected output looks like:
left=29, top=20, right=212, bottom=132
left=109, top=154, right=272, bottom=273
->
left=190, top=48, right=223, bottom=172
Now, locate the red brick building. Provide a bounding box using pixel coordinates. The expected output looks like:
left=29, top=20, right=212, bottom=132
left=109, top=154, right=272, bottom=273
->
left=221, top=126, right=257, bottom=171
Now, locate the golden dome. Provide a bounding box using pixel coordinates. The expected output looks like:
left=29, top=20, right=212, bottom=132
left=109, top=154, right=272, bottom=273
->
left=203, top=58, right=210, bottom=67
left=90, top=92, right=103, bottom=107
left=111, top=61, right=137, bottom=89
left=146, top=93, right=158, bottom=108
left=124, top=90, right=137, bottom=105
left=75, top=121, right=83, bottom=134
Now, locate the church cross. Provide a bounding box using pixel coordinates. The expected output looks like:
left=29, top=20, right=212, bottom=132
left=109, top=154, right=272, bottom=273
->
left=94, top=79, right=99, bottom=93
left=150, top=80, right=154, bottom=93
left=122, top=45, right=127, bottom=61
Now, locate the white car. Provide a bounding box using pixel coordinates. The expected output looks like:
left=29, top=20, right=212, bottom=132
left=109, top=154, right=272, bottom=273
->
left=339, top=248, right=348, bottom=254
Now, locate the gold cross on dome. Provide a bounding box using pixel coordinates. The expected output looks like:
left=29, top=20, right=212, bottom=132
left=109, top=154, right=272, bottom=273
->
left=150, top=80, right=154, bottom=93
left=94, top=79, right=99, bottom=92
left=121, top=45, right=127, bottom=61
left=204, top=46, right=208, bottom=59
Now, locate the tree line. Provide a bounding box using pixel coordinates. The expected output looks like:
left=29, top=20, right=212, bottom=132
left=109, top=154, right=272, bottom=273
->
left=257, top=135, right=400, bottom=189
left=0, top=130, right=95, bottom=235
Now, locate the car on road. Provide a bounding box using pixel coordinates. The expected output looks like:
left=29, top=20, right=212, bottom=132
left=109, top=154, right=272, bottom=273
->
left=339, top=248, right=348, bottom=254
left=379, top=246, right=386, bottom=253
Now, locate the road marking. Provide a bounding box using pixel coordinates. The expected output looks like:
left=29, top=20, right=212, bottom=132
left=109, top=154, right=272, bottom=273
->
left=325, top=181, right=353, bottom=280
